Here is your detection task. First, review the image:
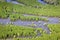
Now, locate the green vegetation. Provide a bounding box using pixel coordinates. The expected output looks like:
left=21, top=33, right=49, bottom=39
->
left=0, top=2, right=60, bottom=19
left=48, top=24, right=60, bottom=33
left=9, top=14, right=48, bottom=21
left=0, top=2, right=48, bottom=21
left=12, top=4, right=60, bottom=17
left=0, top=24, right=60, bottom=40
left=0, top=0, right=60, bottom=40
left=17, top=0, right=42, bottom=6
left=0, top=0, right=6, bottom=2
left=0, top=24, right=43, bottom=39
left=0, top=2, right=13, bottom=18
left=13, top=24, right=60, bottom=40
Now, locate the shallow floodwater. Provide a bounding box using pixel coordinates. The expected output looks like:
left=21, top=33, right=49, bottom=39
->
left=38, top=0, right=46, bottom=4
left=48, top=17, right=59, bottom=24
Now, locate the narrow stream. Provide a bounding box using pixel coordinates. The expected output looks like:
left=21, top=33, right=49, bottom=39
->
left=0, top=15, right=60, bottom=34
left=6, top=0, right=47, bottom=5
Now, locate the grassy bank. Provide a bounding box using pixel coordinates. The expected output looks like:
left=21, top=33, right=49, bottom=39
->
left=14, top=24, right=60, bottom=40
left=0, top=24, right=60, bottom=40
left=0, top=2, right=60, bottom=19
left=0, top=24, right=44, bottom=39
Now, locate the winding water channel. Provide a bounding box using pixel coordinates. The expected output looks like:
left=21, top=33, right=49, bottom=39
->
left=0, top=14, right=60, bottom=34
